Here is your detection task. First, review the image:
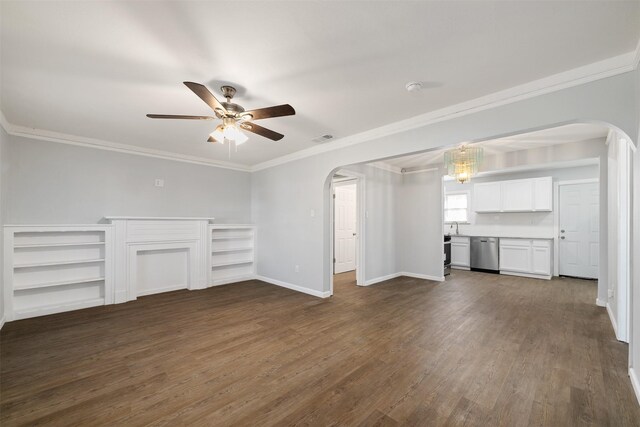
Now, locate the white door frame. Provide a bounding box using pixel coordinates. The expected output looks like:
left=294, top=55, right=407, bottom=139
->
left=553, top=178, right=600, bottom=278
left=333, top=180, right=358, bottom=274
left=329, top=169, right=366, bottom=294
left=616, top=137, right=632, bottom=343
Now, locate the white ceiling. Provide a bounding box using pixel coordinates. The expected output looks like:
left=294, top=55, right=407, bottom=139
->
left=375, top=123, right=609, bottom=170
left=1, top=1, right=638, bottom=167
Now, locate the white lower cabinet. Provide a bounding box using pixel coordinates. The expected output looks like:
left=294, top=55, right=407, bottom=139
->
left=499, top=238, right=552, bottom=279
left=451, top=236, right=470, bottom=269
left=499, top=239, right=531, bottom=273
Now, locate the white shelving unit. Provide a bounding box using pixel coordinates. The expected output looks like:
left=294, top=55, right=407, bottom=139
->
left=209, top=225, right=255, bottom=286
left=4, top=225, right=114, bottom=320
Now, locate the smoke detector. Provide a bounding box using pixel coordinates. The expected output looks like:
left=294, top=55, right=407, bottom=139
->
left=405, top=81, right=423, bottom=92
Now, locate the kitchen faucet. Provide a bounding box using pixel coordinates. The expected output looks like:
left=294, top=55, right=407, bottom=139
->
left=449, top=222, right=460, bottom=235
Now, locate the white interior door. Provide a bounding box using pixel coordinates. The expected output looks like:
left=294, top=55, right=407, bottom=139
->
left=559, top=182, right=599, bottom=278
left=334, top=182, right=357, bottom=274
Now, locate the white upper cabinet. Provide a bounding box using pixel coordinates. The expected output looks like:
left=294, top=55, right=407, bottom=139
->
left=532, top=177, right=553, bottom=211
left=473, top=177, right=552, bottom=213
left=501, top=180, right=533, bottom=212
left=473, top=182, right=502, bottom=212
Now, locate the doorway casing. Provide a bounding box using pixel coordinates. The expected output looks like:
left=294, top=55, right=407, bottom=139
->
left=329, top=169, right=366, bottom=295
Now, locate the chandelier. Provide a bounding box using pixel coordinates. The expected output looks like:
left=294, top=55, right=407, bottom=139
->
left=444, top=145, right=483, bottom=184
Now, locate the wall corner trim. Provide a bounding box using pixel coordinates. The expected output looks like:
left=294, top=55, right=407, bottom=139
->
left=364, top=272, right=446, bottom=286
left=255, top=275, right=330, bottom=298
left=596, top=298, right=607, bottom=307
left=400, top=272, right=446, bottom=282
left=606, top=303, right=620, bottom=340
left=363, top=273, right=402, bottom=286
left=629, top=367, right=640, bottom=406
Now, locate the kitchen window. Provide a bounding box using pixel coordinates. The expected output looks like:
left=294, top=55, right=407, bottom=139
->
left=444, top=191, right=470, bottom=223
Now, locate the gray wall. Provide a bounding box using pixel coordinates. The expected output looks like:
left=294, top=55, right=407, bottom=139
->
left=396, top=168, right=444, bottom=278
left=340, top=164, right=401, bottom=282
left=3, top=134, right=252, bottom=224
left=252, top=71, right=638, bottom=296
left=0, top=126, right=7, bottom=323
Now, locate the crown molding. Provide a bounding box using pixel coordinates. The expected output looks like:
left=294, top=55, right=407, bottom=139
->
left=1, top=48, right=638, bottom=174
left=369, top=162, right=403, bottom=175
left=0, top=112, right=251, bottom=172
left=251, top=51, right=638, bottom=172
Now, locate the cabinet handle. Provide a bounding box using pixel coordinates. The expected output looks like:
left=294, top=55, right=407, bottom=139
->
left=560, top=236, right=565, bottom=240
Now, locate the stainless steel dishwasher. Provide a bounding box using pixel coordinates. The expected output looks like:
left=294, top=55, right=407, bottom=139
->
left=470, top=237, right=499, bottom=273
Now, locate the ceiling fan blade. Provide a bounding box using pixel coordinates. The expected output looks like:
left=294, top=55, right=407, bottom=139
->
left=240, top=122, right=284, bottom=141
left=147, top=114, right=215, bottom=120
left=207, top=136, right=219, bottom=143
left=183, top=81, right=227, bottom=114
left=242, top=104, right=295, bottom=120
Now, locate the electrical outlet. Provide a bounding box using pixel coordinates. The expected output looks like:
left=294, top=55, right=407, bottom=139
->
left=310, top=209, right=315, bottom=217
left=608, top=289, right=614, bottom=298
left=294, top=265, right=300, bottom=273
left=154, top=179, right=164, bottom=187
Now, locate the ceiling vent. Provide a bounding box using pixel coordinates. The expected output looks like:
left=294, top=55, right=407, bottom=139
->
left=311, top=134, right=334, bottom=143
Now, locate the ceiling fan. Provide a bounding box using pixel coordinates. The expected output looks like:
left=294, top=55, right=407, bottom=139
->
left=147, top=82, right=295, bottom=145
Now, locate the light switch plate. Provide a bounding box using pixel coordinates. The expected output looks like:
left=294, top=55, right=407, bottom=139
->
left=154, top=179, right=164, bottom=187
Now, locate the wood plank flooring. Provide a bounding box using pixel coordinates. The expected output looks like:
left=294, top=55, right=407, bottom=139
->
left=1, top=270, right=639, bottom=426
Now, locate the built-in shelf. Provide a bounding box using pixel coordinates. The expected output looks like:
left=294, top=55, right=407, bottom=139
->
left=14, top=258, right=105, bottom=269
left=14, top=277, right=105, bottom=291
left=211, top=259, right=254, bottom=268
left=210, top=225, right=256, bottom=284
left=5, top=225, right=112, bottom=322
left=14, top=242, right=105, bottom=249
left=211, top=247, right=253, bottom=253
left=211, top=236, right=252, bottom=240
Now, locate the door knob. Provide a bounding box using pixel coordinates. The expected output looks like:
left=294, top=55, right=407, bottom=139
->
left=352, top=233, right=357, bottom=236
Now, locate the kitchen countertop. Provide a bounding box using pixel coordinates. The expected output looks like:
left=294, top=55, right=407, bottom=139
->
left=446, top=234, right=554, bottom=240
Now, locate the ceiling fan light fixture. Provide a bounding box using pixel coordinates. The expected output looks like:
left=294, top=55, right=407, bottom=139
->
left=148, top=82, right=294, bottom=151
left=209, top=125, right=224, bottom=143
left=234, top=131, right=249, bottom=145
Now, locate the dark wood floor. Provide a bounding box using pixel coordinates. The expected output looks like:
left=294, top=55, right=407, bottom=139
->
left=1, top=270, right=639, bottom=426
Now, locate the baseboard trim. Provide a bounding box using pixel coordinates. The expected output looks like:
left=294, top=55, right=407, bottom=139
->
left=13, top=298, right=105, bottom=320
left=451, top=265, right=470, bottom=271
left=0, top=315, right=5, bottom=330
left=137, top=284, right=187, bottom=297
left=209, top=275, right=256, bottom=287
left=500, top=271, right=552, bottom=280
left=114, top=289, right=128, bottom=304
left=255, top=275, right=330, bottom=298
left=629, top=367, right=640, bottom=406
left=606, top=303, right=619, bottom=339
left=400, top=272, right=446, bottom=282
left=596, top=298, right=607, bottom=307
left=363, top=273, right=402, bottom=286
left=364, top=272, right=445, bottom=286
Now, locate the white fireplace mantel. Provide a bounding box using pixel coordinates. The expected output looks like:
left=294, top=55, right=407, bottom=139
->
left=106, top=217, right=213, bottom=303
left=104, top=216, right=215, bottom=221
